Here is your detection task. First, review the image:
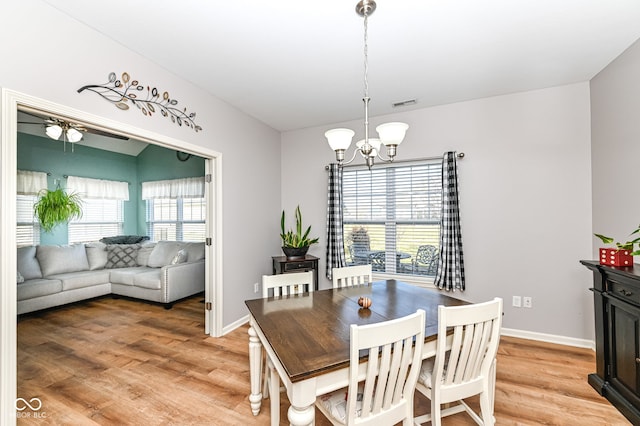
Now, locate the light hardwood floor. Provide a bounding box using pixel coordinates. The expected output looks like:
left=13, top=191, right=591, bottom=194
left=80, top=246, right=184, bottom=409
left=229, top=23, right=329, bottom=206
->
left=16, top=295, right=630, bottom=425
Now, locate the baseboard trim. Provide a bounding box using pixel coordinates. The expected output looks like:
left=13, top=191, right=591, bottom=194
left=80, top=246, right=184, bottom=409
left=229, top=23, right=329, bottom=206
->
left=501, top=327, right=595, bottom=350
left=222, top=314, right=250, bottom=335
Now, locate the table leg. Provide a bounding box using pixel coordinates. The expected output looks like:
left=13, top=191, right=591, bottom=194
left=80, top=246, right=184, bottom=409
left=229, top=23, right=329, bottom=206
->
left=248, top=321, right=263, bottom=416
left=287, top=380, right=317, bottom=426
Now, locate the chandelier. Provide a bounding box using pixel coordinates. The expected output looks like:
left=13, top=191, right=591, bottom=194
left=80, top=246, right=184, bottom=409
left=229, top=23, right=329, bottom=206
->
left=325, top=0, right=409, bottom=169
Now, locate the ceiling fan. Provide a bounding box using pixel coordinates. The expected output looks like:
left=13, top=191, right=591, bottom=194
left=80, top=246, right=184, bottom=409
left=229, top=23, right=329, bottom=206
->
left=18, top=111, right=129, bottom=149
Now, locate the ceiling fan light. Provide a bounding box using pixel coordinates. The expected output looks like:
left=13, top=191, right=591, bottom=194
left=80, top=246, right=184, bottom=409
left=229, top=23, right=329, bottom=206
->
left=45, top=124, right=63, bottom=140
left=66, top=127, right=83, bottom=143
left=376, top=122, right=409, bottom=146
left=325, top=128, right=355, bottom=151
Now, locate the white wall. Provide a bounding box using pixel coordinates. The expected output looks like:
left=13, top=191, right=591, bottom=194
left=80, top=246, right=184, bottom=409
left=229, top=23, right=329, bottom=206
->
left=282, top=83, right=594, bottom=341
left=591, top=38, right=640, bottom=253
left=0, top=0, right=282, bottom=327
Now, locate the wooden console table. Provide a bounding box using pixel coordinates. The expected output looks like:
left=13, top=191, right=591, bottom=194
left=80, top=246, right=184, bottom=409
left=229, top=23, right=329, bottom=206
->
left=581, top=260, right=640, bottom=424
left=272, top=255, right=319, bottom=291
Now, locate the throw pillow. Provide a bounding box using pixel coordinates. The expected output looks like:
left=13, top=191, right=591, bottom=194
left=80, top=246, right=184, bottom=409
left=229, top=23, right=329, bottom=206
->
left=147, top=241, right=185, bottom=268
left=85, top=242, right=108, bottom=270
left=105, top=244, right=141, bottom=269
left=17, top=246, right=42, bottom=280
left=100, top=235, right=150, bottom=244
left=37, top=244, right=90, bottom=277
left=17, top=271, right=25, bottom=284
left=171, top=249, right=188, bottom=265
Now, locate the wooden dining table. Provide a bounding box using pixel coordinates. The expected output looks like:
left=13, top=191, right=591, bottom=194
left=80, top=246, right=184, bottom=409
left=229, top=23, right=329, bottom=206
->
left=245, top=279, right=467, bottom=426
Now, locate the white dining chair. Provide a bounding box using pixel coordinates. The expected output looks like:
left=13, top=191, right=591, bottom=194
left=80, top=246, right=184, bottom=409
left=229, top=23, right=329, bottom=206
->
left=414, top=298, right=503, bottom=426
left=261, top=271, right=314, bottom=425
left=262, top=270, right=314, bottom=297
left=332, top=264, right=373, bottom=288
left=315, top=309, right=426, bottom=426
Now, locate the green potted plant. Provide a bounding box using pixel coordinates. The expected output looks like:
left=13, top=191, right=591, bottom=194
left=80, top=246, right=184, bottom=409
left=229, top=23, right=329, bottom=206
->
left=280, top=205, right=319, bottom=259
left=595, top=225, right=640, bottom=266
left=33, top=187, right=83, bottom=233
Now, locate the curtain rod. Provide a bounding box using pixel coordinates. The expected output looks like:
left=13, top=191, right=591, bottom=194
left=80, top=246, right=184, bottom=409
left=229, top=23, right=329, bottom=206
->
left=324, top=151, right=465, bottom=170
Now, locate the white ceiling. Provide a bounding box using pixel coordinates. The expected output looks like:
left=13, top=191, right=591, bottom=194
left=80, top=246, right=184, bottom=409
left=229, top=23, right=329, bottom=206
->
left=44, top=0, right=640, bottom=132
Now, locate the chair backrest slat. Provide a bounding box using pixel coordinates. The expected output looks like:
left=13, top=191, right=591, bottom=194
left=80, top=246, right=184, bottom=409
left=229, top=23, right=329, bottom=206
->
left=262, top=271, right=314, bottom=298
left=332, top=264, right=373, bottom=289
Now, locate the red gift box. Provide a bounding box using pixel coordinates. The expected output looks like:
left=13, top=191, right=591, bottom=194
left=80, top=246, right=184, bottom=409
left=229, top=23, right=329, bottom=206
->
left=599, top=248, right=634, bottom=266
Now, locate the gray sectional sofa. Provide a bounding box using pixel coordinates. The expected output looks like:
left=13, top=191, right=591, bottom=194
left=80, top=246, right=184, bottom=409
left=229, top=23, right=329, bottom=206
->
left=16, top=240, right=205, bottom=314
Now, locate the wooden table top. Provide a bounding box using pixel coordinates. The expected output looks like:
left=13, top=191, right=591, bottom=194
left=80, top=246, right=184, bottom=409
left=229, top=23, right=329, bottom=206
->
left=245, top=279, right=466, bottom=383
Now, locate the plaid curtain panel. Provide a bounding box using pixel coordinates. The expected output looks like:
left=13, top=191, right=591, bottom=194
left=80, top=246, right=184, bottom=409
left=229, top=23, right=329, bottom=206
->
left=435, top=151, right=466, bottom=291
left=326, top=164, right=346, bottom=280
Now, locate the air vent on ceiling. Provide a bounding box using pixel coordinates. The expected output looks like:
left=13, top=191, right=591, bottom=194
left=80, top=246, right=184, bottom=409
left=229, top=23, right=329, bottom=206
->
left=392, top=99, right=417, bottom=108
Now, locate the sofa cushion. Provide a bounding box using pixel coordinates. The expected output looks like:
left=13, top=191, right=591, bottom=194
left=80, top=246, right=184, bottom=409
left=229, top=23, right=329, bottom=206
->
left=85, top=242, right=108, bottom=270
left=147, top=241, right=184, bottom=268
left=105, top=244, right=141, bottom=269
left=110, top=267, right=150, bottom=286
left=17, top=246, right=42, bottom=280
left=37, top=244, right=90, bottom=277
left=133, top=269, right=162, bottom=290
left=48, top=270, right=111, bottom=291
left=136, top=242, right=157, bottom=266
left=183, top=242, right=205, bottom=262
left=17, top=278, right=63, bottom=301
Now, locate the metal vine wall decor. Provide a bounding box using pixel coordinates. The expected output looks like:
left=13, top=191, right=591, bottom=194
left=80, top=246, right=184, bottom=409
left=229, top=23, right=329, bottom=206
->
left=77, top=72, right=202, bottom=132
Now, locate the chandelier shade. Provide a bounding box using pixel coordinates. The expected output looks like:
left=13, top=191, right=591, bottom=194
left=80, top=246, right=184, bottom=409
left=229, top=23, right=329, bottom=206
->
left=325, top=0, right=409, bottom=169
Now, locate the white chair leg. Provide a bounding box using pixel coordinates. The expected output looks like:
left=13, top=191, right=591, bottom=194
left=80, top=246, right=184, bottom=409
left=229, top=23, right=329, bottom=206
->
left=431, top=398, right=442, bottom=426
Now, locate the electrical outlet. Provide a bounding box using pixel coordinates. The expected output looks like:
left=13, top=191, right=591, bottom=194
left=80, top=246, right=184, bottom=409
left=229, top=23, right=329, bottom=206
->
left=254, top=282, right=259, bottom=293
left=512, top=296, right=521, bottom=307
left=523, top=296, right=532, bottom=308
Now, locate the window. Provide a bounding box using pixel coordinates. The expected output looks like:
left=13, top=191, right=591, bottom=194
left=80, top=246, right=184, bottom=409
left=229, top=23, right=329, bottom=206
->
left=142, top=177, right=206, bottom=242
left=17, top=194, right=40, bottom=247
left=146, top=197, right=206, bottom=242
left=68, top=199, right=124, bottom=243
left=342, top=161, right=441, bottom=276
left=16, top=170, right=47, bottom=247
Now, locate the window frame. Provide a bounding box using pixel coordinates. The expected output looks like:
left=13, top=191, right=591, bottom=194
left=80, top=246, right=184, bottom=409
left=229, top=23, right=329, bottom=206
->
left=342, top=159, right=442, bottom=281
left=146, top=197, right=206, bottom=242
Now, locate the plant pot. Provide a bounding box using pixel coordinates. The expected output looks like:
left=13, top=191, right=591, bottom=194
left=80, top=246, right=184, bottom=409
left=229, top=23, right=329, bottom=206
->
left=599, top=247, right=634, bottom=267
left=282, top=246, right=309, bottom=260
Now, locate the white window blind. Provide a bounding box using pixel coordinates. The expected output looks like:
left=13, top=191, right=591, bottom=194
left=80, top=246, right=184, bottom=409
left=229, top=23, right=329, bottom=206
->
left=16, top=170, right=47, bottom=246
left=69, top=198, right=124, bottom=243
left=342, top=160, right=441, bottom=276
left=17, top=194, right=40, bottom=247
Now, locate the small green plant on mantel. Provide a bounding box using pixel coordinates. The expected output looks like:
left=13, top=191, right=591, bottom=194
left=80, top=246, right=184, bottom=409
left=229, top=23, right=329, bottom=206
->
left=33, top=188, right=83, bottom=233
left=280, top=205, right=319, bottom=248
left=595, top=224, right=640, bottom=255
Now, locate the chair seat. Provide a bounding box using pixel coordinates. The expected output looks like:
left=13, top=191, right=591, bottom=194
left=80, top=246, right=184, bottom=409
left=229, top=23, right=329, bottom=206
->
left=317, top=385, right=364, bottom=425
left=418, top=356, right=449, bottom=389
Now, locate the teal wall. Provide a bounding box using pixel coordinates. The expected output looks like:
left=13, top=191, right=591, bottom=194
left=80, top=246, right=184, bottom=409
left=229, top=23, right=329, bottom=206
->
left=17, top=134, right=204, bottom=245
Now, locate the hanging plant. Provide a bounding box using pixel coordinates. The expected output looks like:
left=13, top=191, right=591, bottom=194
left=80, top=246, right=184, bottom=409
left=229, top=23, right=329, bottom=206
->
left=33, top=188, right=83, bottom=233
